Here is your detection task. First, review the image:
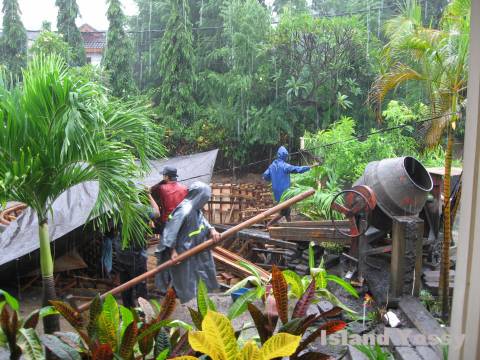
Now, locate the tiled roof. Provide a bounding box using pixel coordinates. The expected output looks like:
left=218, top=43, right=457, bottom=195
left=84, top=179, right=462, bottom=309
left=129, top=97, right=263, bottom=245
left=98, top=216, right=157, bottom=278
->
left=1, top=24, right=106, bottom=50
left=84, top=40, right=106, bottom=49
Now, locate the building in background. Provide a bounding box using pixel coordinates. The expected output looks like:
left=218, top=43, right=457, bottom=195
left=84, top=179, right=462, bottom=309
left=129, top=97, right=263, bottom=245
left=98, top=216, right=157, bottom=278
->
left=3, top=23, right=106, bottom=66
left=79, top=24, right=105, bottom=66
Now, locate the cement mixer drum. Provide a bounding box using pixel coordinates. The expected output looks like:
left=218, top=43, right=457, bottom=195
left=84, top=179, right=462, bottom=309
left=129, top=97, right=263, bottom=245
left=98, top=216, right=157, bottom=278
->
left=354, top=156, right=433, bottom=230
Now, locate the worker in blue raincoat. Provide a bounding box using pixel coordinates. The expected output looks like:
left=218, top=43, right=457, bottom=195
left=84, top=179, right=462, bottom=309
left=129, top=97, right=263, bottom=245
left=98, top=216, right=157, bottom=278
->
left=158, top=181, right=220, bottom=303
left=263, top=146, right=311, bottom=227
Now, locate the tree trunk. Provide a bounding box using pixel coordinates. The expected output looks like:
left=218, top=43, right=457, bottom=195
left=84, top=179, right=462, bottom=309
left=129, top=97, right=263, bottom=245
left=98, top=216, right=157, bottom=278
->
left=439, top=118, right=455, bottom=322
left=38, top=221, right=60, bottom=334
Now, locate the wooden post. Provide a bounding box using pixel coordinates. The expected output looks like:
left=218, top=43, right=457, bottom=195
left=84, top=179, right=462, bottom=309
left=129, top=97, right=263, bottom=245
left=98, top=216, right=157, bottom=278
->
left=450, top=1, right=480, bottom=358
left=390, top=216, right=424, bottom=301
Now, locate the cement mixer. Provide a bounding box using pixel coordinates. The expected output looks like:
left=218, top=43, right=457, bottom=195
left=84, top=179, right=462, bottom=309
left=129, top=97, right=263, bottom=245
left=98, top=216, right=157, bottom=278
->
left=330, top=156, right=433, bottom=236
left=355, top=156, right=433, bottom=230
left=329, top=157, right=433, bottom=301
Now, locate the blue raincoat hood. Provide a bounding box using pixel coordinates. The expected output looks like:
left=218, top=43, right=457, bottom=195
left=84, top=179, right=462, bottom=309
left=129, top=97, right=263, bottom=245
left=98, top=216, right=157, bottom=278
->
left=277, top=146, right=288, bottom=160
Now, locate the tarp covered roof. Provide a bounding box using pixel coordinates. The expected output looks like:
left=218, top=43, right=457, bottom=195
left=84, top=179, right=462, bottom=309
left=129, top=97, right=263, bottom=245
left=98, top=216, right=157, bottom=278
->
left=0, top=150, right=218, bottom=267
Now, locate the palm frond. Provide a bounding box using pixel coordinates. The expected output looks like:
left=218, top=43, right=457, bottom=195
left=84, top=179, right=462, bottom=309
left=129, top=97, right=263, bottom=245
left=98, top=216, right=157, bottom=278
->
left=0, top=54, right=165, bottom=247
left=369, top=63, right=423, bottom=117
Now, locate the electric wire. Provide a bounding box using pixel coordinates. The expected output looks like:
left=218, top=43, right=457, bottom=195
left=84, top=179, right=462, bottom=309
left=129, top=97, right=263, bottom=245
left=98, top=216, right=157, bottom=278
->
left=176, top=111, right=460, bottom=182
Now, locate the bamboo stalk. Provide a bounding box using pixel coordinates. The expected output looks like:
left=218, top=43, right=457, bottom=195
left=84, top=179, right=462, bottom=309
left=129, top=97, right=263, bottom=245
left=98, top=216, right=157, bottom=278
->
left=77, top=188, right=315, bottom=312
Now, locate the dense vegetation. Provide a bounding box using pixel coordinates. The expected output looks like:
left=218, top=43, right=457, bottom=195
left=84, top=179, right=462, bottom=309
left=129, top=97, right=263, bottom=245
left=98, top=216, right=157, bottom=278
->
left=103, top=0, right=136, bottom=97
left=0, top=0, right=27, bottom=79
left=125, top=0, right=455, bottom=167
left=55, top=0, right=86, bottom=66
left=0, top=0, right=462, bottom=169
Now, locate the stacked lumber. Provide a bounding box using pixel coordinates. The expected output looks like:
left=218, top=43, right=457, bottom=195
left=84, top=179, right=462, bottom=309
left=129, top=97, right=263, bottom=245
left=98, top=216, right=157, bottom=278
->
left=205, top=183, right=274, bottom=224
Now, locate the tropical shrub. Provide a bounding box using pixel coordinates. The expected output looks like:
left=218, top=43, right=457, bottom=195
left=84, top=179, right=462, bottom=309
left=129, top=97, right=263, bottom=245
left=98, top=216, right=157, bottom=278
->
left=283, top=242, right=358, bottom=313
left=225, top=261, right=271, bottom=320
left=0, top=290, right=44, bottom=360
left=245, top=266, right=347, bottom=359
left=0, top=54, right=164, bottom=334
left=171, top=310, right=301, bottom=360
left=44, top=289, right=190, bottom=359
left=29, top=30, right=71, bottom=60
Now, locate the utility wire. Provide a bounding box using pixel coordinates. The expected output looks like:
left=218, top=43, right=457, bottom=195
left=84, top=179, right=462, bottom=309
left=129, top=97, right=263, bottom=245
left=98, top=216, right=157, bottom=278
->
left=206, top=111, right=459, bottom=176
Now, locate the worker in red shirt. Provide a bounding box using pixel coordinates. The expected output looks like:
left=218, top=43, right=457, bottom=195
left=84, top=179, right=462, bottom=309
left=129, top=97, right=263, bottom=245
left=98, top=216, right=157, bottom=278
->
left=150, top=166, right=188, bottom=234
left=150, top=165, right=188, bottom=295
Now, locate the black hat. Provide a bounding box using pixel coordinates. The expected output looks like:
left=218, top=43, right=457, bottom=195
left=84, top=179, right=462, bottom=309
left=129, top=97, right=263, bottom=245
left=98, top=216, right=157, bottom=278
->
left=162, top=165, right=178, bottom=179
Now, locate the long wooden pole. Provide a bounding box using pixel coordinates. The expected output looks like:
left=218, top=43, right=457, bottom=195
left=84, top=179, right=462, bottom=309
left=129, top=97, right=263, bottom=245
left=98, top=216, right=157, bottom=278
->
left=77, top=189, right=315, bottom=312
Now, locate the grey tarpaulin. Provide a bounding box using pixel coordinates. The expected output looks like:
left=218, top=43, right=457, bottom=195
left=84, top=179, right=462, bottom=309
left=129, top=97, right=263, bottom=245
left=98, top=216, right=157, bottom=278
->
left=0, top=149, right=218, bottom=268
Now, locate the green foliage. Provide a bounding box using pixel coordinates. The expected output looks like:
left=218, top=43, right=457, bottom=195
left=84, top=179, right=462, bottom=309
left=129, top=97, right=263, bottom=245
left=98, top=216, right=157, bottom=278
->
left=197, top=278, right=216, bottom=317
left=282, top=243, right=358, bottom=313
left=103, top=0, right=136, bottom=97
left=282, top=181, right=342, bottom=220
left=47, top=291, right=188, bottom=359
left=225, top=261, right=270, bottom=319
left=0, top=55, right=164, bottom=332
left=303, top=113, right=418, bottom=186
left=156, top=0, right=196, bottom=124
left=55, top=0, right=86, bottom=66
left=0, top=54, right=164, bottom=248
left=272, top=12, right=378, bottom=131
left=244, top=266, right=347, bottom=359
left=69, top=64, right=111, bottom=88
left=0, top=0, right=27, bottom=79
left=273, top=0, right=308, bottom=14
left=420, top=145, right=463, bottom=168
left=29, top=30, right=71, bottom=60
left=171, top=310, right=301, bottom=360
left=0, top=290, right=45, bottom=360
left=354, top=343, right=394, bottom=360
left=419, top=289, right=442, bottom=316
left=128, top=0, right=388, bottom=165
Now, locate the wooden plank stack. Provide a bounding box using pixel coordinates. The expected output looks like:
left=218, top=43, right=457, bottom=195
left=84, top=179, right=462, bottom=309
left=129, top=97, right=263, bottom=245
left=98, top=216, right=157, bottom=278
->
left=205, top=183, right=274, bottom=224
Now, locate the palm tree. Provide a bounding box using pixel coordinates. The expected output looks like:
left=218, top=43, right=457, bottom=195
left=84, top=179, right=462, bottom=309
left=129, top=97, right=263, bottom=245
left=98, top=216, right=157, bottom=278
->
left=0, top=55, right=164, bottom=333
left=369, top=0, right=470, bottom=320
